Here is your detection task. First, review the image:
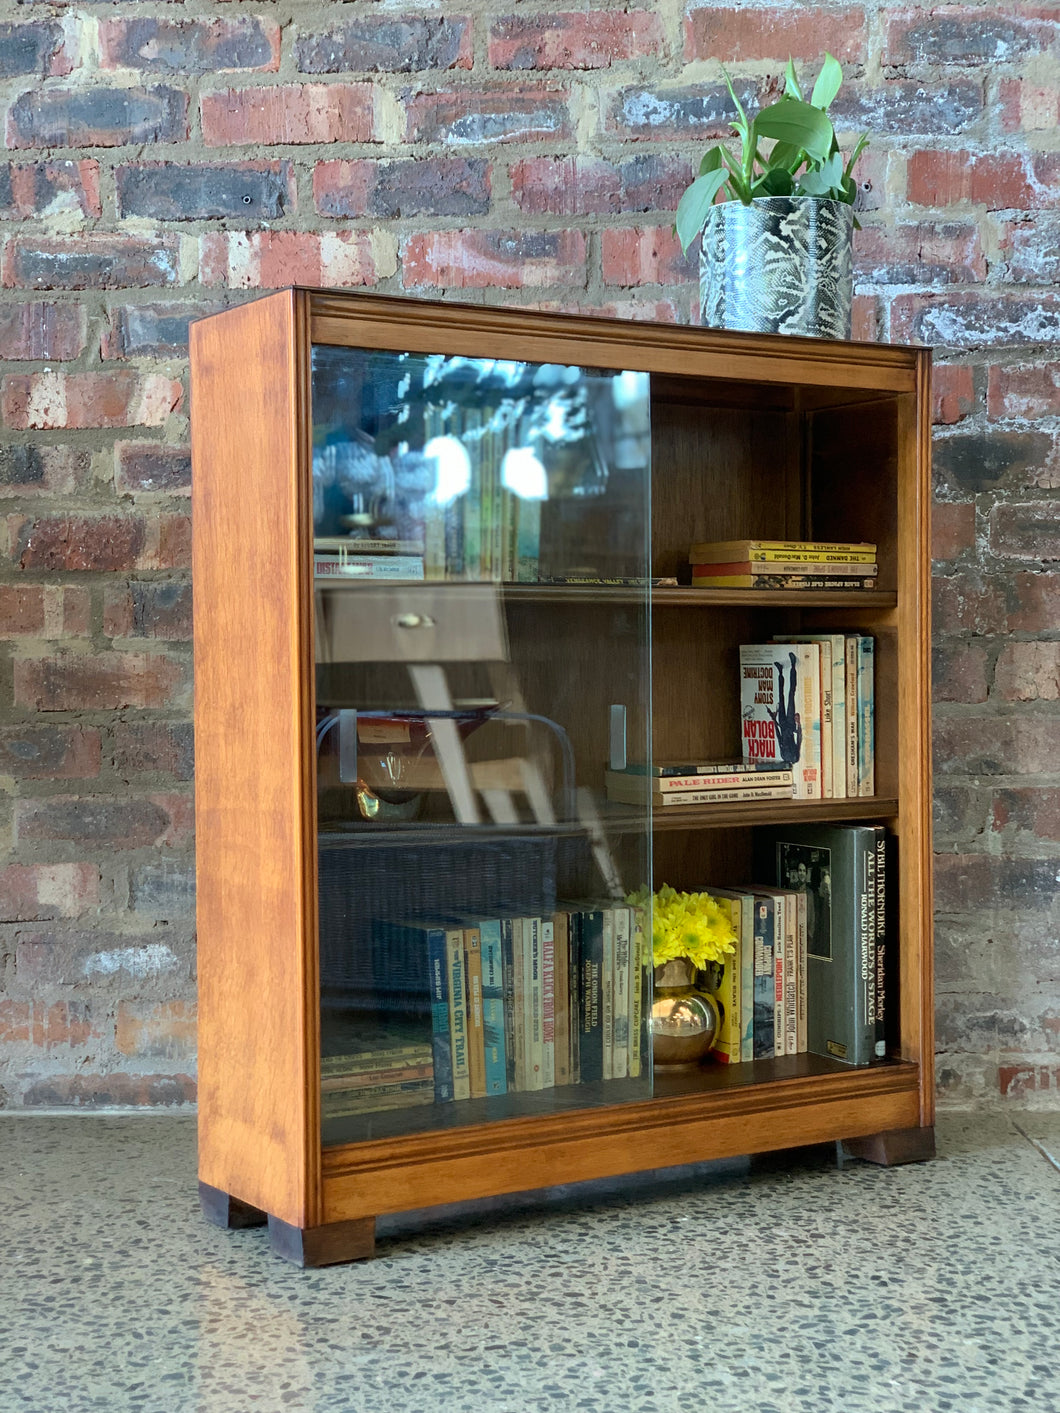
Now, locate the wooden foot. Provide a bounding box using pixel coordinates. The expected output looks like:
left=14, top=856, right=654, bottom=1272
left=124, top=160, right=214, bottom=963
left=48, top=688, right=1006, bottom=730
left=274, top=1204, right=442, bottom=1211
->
left=843, top=1125, right=936, bottom=1166
left=199, top=1181, right=268, bottom=1229
left=268, top=1214, right=376, bottom=1268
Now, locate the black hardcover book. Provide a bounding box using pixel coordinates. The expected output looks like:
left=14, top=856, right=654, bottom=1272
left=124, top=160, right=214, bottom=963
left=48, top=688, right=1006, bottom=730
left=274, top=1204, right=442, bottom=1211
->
left=755, top=824, right=885, bottom=1066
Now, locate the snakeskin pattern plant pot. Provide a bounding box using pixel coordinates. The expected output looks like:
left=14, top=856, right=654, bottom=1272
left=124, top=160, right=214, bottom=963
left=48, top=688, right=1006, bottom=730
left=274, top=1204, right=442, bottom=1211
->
left=700, top=196, right=854, bottom=340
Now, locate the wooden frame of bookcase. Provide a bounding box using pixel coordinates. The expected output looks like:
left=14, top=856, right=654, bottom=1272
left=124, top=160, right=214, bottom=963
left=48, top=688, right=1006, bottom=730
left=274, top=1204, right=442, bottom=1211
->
left=191, top=289, right=933, bottom=1267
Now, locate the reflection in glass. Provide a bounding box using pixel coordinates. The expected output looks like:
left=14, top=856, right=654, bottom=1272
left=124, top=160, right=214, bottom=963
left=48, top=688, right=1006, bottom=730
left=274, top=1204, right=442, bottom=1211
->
left=312, top=344, right=653, bottom=1146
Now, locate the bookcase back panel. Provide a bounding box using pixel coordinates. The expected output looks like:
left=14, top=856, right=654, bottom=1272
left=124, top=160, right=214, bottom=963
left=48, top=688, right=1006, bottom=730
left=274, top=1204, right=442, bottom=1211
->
left=808, top=400, right=900, bottom=595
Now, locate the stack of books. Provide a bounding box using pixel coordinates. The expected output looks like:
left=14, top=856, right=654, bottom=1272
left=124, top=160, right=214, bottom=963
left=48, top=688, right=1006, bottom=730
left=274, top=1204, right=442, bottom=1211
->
left=321, top=1020, right=435, bottom=1119
left=690, top=539, right=878, bottom=590
left=314, top=537, right=425, bottom=581
left=605, top=760, right=794, bottom=808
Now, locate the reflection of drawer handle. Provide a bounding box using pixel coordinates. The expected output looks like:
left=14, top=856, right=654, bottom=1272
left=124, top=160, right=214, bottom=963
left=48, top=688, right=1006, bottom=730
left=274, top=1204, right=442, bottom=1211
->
left=394, top=613, right=436, bottom=630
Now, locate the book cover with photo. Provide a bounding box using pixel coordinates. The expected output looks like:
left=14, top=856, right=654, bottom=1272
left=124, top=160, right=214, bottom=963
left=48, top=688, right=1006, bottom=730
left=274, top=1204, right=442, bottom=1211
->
left=739, top=644, right=822, bottom=799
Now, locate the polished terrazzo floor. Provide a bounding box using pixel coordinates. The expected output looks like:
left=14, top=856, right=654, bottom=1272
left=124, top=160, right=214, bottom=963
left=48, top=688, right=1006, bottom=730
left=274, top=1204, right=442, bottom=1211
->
left=1, top=1111, right=1058, bottom=1413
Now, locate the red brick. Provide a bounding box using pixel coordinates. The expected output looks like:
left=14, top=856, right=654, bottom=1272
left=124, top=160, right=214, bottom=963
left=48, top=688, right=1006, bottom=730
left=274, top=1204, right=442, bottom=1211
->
left=906, top=150, right=1060, bottom=210
left=527, top=297, right=683, bottom=323
left=115, top=1000, right=196, bottom=1059
left=601, top=226, right=695, bottom=286
left=2, top=373, right=182, bottom=432
left=999, top=214, right=1060, bottom=284
left=998, top=1064, right=1060, bottom=1099
left=932, top=501, right=976, bottom=560
left=0, top=1001, right=98, bottom=1050
left=0, top=302, right=86, bottom=362
left=404, top=85, right=573, bottom=145
left=111, top=722, right=193, bottom=781
left=9, top=512, right=190, bottom=572
left=933, top=638, right=990, bottom=702
left=116, top=161, right=295, bottom=221
left=991, top=786, right=1060, bottom=840
left=0, top=863, right=99, bottom=923
left=686, top=7, right=864, bottom=62
left=935, top=429, right=1059, bottom=495
left=201, top=83, right=374, bottom=146
left=296, top=17, right=472, bottom=73
left=934, top=853, right=1060, bottom=913
left=14, top=650, right=189, bottom=711
left=0, top=725, right=101, bottom=780
left=114, top=443, right=191, bottom=496
left=990, top=501, right=1060, bottom=558
left=851, top=294, right=879, bottom=342
left=994, top=641, right=1060, bottom=701
left=988, top=363, right=1060, bottom=420
left=102, top=303, right=225, bottom=361
left=2, top=234, right=182, bottom=291
left=0, top=446, right=87, bottom=498
left=830, top=81, right=982, bottom=136
left=0, top=21, right=77, bottom=79
left=403, top=229, right=586, bottom=290
left=999, top=77, right=1060, bottom=132
left=854, top=221, right=985, bottom=285
left=21, top=1073, right=196, bottom=1107
left=0, top=160, right=101, bottom=220
left=606, top=81, right=764, bottom=142
left=99, top=16, right=280, bottom=73
left=934, top=715, right=1060, bottom=776
left=489, top=11, right=663, bottom=69
left=933, top=365, right=976, bottom=424
left=5, top=85, right=188, bottom=149
left=313, top=158, right=490, bottom=220
left=0, top=584, right=88, bottom=636
left=510, top=154, right=693, bottom=216
left=934, top=569, right=1060, bottom=635
left=17, top=792, right=192, bottom=849
left=891, top=292, right=1060, bottom=347
left=104, top=582, right=192, bottom=641
left=200, top=231, right=394, bottom=289
left=885, top=7, right=1058, bottom=65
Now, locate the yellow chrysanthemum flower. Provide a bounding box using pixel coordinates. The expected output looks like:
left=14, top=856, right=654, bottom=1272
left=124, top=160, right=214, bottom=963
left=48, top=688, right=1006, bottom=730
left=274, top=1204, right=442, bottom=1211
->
left=628, top=884, right=738, bottom=971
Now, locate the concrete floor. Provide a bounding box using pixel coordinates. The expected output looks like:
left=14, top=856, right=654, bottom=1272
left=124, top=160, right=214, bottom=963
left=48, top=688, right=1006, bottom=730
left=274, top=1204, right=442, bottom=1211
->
left=0, top=1113, right=1058, bottom=1413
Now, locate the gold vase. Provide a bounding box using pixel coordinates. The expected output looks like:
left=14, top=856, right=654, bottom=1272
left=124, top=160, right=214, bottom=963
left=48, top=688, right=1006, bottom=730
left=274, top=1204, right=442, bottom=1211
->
left=650, top=957, right=720, bottom=1069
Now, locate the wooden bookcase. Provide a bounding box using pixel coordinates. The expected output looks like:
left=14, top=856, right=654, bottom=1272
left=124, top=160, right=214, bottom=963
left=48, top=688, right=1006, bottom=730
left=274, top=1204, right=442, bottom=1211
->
left=191, top=289, right=933, bottom=1266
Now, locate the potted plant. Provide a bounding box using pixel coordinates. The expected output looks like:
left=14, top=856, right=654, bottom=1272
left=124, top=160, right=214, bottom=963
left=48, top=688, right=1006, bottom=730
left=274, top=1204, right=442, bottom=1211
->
left=676, top=55, right=868, bottom=340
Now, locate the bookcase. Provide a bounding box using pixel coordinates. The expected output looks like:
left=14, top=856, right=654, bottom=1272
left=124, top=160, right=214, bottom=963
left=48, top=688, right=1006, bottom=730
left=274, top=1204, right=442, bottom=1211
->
left=191, top=289, right=933, bottom=1267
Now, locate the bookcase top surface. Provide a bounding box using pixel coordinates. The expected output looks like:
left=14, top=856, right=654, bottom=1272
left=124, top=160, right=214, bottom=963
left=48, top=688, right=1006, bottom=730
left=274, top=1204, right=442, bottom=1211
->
left=192, top=286, right=927, bottom=395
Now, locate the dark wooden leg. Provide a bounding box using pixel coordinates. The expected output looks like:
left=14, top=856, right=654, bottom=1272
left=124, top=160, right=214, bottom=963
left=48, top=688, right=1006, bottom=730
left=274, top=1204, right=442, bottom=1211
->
left=199, top=1181, right=268, bottom=1229
left=843, top=1125, right=936, bottom=1166
left=268, top=1215, right=376, bottom=1268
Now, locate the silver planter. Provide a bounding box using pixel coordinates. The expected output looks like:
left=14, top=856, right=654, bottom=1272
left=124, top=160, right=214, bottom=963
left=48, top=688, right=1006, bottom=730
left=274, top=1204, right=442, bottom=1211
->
left=699, top=196, right=854, bottom=340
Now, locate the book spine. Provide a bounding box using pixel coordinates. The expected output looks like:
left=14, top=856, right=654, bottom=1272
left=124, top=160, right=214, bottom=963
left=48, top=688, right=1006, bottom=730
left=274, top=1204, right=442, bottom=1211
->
left=858, top=636, right=875, bottom=796
left=818, top=638, right=833, bottom=798
left=856, top=837, right=876, bottom=1065
left=553, top=911, right=570, bottom=1086
left=693, top=559, right=879, bottom=575
left=752, top=897, right=775, bottom=1060
left=424, top=508, right=446, bottom=582
left=738, top=894, right=755, bottom=1062
left=541, top=918, right=555, bottom=1088
left=601, top=908, right=615, bottom=1081
left=446, top=927, right=471, bottom=1101
left=321, top=1063, right=434, bottom=1093
left=321, top=1047, right=432, bottom=1076
left=427, top=927, right=454, bottom=1102
left=569, top=910, right=582, bottom=1083
left=874, top=828, right=888, bottom=1059
left=463, top=926, right=487, bottom=1100
left=783, top=893, right=798, bottom=1056
left=646, top=785, right=795, bottom=806
left=624, top=760, right=788, bottom=777
left=579, top=911, right=604, bottom=1083
left=513, top=918, right=527, bottom=1091
left=796, top=644, right=822, bottom=800
left=772, top=895, right=785, bottom=1057
left=692, top=541, right=876, bottom=562
left=608, top=769, right=794, bottom=794
left=611, top=905, right=631, bottom=1079
left=796, top=890, right=808, bottom=1054
left=528, top=917, right=544, bottom=1091
left=314, top=554, right=425, bottom=581
left=709, top=897, right=741, bottom=1063
left=501, top=919, right=519, bottom=1091
left=480, top=920, right=508, bottom=1096
left=694, top=574, right=877, bottom=588
left=845, top=636, right=859, bottom=797
left=830, top=634, right=847, bottom=799
left=628, top=906, right=645, bottom=1079
left=515, top=495, right=541, bottom=583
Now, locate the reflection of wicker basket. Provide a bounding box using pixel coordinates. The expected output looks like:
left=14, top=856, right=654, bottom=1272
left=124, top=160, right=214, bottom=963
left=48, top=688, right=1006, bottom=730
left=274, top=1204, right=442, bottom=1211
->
left=318, top=834, right=562, bottom=1007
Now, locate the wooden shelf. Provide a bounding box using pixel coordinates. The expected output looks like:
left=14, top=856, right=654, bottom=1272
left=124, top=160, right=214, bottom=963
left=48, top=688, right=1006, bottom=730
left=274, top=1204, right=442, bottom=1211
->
left=316, top=580, right=897, bottom=610
left=645, top=795, right=900, bottom=832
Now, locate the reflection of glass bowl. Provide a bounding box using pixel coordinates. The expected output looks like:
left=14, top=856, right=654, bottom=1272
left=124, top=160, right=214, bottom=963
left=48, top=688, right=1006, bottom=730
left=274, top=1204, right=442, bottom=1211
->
left=354, top=784, right=423, bottom=822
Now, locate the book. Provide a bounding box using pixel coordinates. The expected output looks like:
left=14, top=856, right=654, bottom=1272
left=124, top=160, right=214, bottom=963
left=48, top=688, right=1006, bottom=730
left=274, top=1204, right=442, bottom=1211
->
left=750, top=893, right=777, bottom=1059
left=758, top=824, right=881, bottom=1066
left=604, top=768, right=793, bottom=799
left=629, top=905, right=647, bottom=1078
left=857, top=636, right=876, bottom=796
left=710, top=888, right=756, bottom=1063
left=314, top=537, right=425, bottom=555
left=795, top=887, right=808, bottom=1054
left=526, top=917, right=545, bottom=1090
left=704, top=894, right=742, bottom=1063
left=693, top=573, right=877, bottom=589
left=578, top=909, right=605, bottom=1082
left=618, top=759, right=788, bottom=778
left=501, top=918, right=520, bottom=1091
left=320, top=1062, right=433, bottom=1094
left=611, top=905, right=631, bottom=1080
left=321, top=1044, right=433, bottom=1077
left=777, top=634, right=840, bottom=798
left=601, top=908, right=615, bottom=1081
left=568, top=910, right=582, bottom=1084
left=553, top=910, right=571, bottom=1086
left=315, top=553, right=425, bottom=581
left=541, top=917, right=556, bottom=1088
left=844, top=635, right=859, bottom=797
left=463, top=926, right=487, bottom=1100
left=873, top=827, right=889, bottom=1060
left=479, top=919, right=508, bottom=1096
left=690, top=540, right=877, bottom=563
left=322, top=1084, right=435, bottom=1119
left=611, top=784, right=796, bottom=807
left=445, top=926, right=471, bottom=1102
left=692, top=560, right=877, bottom=577
left=422, top=924, right=454, bottom=1102
left=739, top=643, right=822, bottom=799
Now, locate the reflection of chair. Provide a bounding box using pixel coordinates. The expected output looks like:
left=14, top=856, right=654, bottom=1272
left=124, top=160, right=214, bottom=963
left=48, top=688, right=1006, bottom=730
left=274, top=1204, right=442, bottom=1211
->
left=316, top=584, right=569, bottom=827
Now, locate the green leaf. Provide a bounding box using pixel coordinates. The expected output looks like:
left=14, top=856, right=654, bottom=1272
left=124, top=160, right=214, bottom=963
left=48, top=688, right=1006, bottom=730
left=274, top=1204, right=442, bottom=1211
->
left=810, top=53, right=843, bottom=111
left=767, top=140, right=804, bottom=173
left=795, top=151, right=843, bottom=197
left=721, top=65, right=748, bottom=136
left=718, top=146, right=752, bottom=202
left=752, top=167, right=795, bottom=198
left=675, top=168, right=730, bottom=253
left=843, top=132, right=870, bottom=180
left=784, top=58, right=804, bottom=101
left=755, top=97, right=834, bottom=165
left=699, top=147, right=724, bottom=175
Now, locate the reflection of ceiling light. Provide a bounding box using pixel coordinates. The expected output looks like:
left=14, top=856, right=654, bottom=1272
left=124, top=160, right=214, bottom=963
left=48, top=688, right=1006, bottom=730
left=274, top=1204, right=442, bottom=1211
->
left=543, top=398, right=566, bottom=440
left=613, top=369, right=648, bottom=409
left=425, top=435, right=471, bottom=507
left=501, top=447, right=548, bottom=501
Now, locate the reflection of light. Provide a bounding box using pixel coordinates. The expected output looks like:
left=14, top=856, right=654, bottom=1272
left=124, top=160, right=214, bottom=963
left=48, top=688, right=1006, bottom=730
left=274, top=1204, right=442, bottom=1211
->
left=613, top=369, right=648, bottom=409
left=501, top=447, right=548, bottom=501
left=425, top=435, right=471, bottom=507
left=543, top=398, right=566, bottom=440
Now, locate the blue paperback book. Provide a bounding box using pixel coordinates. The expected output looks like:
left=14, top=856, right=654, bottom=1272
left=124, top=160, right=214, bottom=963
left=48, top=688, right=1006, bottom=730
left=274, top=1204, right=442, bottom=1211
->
left=478, top=918, right=508, bottom=1096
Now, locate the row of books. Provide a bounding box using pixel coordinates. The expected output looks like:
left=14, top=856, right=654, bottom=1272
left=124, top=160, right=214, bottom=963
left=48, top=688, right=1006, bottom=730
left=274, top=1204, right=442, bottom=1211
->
left=691, top=539, right=878, bottom=591
left=324, top=905, right=649, bottom=1119
left=740, top=635, right=875, bottom=799
left=707, top=823, right=889, bottom=1068
left=605, top=759, right=795, bottom=809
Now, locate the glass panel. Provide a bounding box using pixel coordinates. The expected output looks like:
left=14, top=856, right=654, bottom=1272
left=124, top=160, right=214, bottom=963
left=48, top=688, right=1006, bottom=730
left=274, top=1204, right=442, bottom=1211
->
left=311, top=344, right=653, bottom=1147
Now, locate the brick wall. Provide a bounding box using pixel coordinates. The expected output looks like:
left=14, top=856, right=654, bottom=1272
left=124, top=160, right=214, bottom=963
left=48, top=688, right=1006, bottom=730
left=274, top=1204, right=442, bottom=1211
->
left=0, top=0, right=1056, bottom=1108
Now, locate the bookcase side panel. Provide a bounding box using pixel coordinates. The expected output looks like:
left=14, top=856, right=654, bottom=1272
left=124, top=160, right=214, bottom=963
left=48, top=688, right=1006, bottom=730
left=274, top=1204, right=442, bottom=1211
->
left=192, top=290, right=320, bottom=1227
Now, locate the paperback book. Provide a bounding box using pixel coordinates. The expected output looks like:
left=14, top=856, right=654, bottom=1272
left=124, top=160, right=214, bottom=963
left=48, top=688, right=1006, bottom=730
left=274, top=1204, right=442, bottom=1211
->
left=739, top=643, right=822, bottom=799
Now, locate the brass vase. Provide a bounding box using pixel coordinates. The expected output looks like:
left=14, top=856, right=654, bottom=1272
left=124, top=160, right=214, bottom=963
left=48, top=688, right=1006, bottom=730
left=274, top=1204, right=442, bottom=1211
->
left=650, top=957, right=720, bottom=1069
